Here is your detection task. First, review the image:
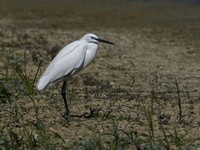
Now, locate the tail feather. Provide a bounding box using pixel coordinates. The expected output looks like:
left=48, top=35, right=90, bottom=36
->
left=36, top=76, right=50, bottom=91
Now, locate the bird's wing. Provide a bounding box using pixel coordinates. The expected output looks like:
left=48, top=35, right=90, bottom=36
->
left=44, top=41, right=80, bottom=74
left=52, top=40, right=81, bottom=62
left=37, top=43, right=87, bottom=90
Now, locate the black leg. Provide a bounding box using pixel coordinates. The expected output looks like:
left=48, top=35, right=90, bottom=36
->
left=61, top=80, right=69, bottom=119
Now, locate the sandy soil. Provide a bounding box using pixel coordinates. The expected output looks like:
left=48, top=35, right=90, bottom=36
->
left=0, top=1, right=200, bottom=149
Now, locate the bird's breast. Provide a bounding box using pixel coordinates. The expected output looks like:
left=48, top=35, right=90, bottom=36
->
left=83, top=43, right=98, bottom=68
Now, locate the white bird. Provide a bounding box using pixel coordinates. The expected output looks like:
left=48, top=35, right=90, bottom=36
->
left=36, top=33, right=114, bottom=119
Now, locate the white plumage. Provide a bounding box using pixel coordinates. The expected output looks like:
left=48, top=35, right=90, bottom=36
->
left=36, top=33, right=114, bottom=119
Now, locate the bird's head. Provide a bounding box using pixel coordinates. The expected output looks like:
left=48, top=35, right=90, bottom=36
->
left=81, top=33, right=114, bottom=45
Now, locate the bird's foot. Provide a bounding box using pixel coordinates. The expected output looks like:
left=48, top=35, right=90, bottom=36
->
left=61, top=112, right=70, bottom=120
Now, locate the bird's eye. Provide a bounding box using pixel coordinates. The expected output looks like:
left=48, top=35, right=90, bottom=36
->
left=91, top=37, right=97, bottom=41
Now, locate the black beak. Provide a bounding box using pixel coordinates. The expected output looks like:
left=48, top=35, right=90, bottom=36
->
left=96, top=38, right=114, bottom=45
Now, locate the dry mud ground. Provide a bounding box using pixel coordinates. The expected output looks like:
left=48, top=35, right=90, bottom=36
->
left=0, top=0, right=200, bottom=149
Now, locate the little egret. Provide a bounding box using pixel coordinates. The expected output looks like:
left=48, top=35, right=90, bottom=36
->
left=36, top=33, right=114, bottom=119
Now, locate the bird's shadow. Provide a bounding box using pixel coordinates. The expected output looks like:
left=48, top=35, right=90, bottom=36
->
left=62, top=108, right=100, bottom=120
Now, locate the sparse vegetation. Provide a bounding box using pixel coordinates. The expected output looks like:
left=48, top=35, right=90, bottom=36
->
left=0, top=0, right=200, bottom=149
